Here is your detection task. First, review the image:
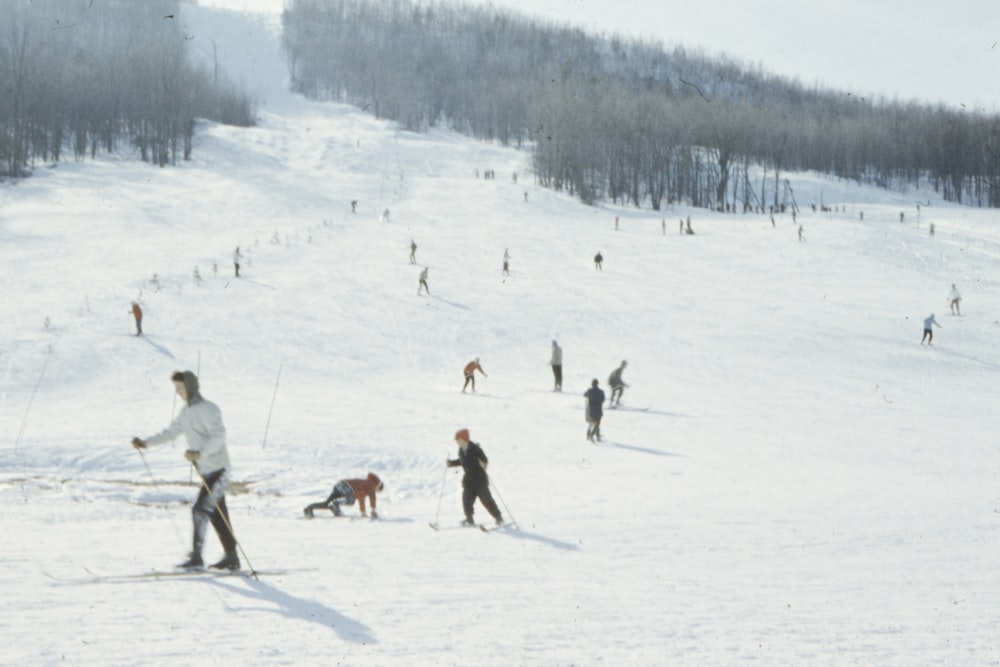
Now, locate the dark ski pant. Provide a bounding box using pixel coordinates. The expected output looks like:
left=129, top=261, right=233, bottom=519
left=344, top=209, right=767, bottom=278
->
left=922, top=328, right=933, bottom=344
left=304, top=481, right=355, bottom=516
left=193, top=468, right=237, bottom=559
left=463, top=373, right=476, bottom=392
left=552, top=365, right=562, bottom=390
left=463, top=480, right=501, bottom=523
left=610, top=384, right=624, bottom=404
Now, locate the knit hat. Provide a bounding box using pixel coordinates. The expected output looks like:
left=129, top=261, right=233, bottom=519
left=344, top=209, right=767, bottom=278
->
left=455, top=428, right=470, bottom=442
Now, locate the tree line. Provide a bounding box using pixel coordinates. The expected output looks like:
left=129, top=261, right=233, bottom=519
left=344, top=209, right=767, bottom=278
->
left=0, top=0, right=254, bottom=177
left=282, top=0, right=1000, bottom=210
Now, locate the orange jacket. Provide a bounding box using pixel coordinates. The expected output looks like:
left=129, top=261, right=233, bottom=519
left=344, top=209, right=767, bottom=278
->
left=464, top=360, right=485, bottom=376
left=345, top=473, right=382, bottom=513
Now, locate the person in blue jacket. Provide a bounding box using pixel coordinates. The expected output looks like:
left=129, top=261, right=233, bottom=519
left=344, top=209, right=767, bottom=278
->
left=447, top=429, right=503, bottom=526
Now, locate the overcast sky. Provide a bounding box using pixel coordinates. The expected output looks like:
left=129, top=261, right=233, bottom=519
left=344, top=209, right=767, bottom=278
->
left=463, top=0, right=1000, bottom=111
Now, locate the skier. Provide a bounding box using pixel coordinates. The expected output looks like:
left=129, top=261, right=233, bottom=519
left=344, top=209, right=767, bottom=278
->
left=233, top=246, right=242, bottom=278
left=549, top=340, right=563, bottom=391
left=608, top=360, right=628, bottom=406
left=130, top=301, right=143, bottom=336
left=462, top=358, right=487, bottom=393
left=410, top=239, right=418, bottom=264
left=303, top=473, right=383, bottom=519
left=921, top=314, right=941, bottom=345
left=418, top=266, right=430, bottom=295
left=594, top=251, right=603, bottom=270
left=584, top=379, right=606, bottom=442
left=447, top=428, right=503, bottom=526
left=132, top=371, right=240, bottom=571
left=948, top=283, right=962, bottom=315
left=502, top=248, right=510, bottom=276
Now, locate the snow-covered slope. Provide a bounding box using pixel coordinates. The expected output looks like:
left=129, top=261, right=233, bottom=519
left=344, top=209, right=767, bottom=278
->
left=2, top=4, right=1000, bottom=666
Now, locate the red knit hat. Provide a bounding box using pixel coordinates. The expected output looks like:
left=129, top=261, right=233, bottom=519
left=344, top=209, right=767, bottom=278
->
left=455, top=428, right=470, bottom=442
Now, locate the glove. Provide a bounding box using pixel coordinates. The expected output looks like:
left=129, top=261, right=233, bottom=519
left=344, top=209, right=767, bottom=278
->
left=184, top=450, right=201, bottom=463
left=131, top=437, right=147, bottom=449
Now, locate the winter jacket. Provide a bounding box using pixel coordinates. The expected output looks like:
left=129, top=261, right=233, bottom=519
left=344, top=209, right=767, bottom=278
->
left=464, top=360, right=486, bottom=377
left=584, top=387, right=605, bottom=420
left=144, top=374, right=230, bottom=474
left=448, top=441, right=489, bottom=487
left=924, top=315, right=940, bottom=330
left=949, top=287, right=962, bottom=302
left=608, top=367, right=625, bottom=388
left=550, top=344, right=562, bottom=366
left=344, top=473, right=382, bottom=514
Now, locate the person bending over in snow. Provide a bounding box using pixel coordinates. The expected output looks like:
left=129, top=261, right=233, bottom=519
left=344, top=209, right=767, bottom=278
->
left=462, top=357, right=487, bottom=393
left=447, top=429, right=503, bottom=526
left=132, top=371, right=240, bottom=571
left=608, top=360, right=628, bottom=406
left=921, top=314, right=941, bottom=345
left=303, top=473, right=383, bottom=519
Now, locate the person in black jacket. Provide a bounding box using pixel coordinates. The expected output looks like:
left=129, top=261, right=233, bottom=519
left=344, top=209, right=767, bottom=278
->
left=447, top=428, right=503, bottom=526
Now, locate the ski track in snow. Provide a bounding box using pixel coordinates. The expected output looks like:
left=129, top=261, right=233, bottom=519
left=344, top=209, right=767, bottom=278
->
left=2, top=3, right=1000, bottom=666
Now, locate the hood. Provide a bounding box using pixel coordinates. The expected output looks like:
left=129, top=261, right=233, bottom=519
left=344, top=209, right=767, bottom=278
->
left=173, top=370, right=204, bottom=406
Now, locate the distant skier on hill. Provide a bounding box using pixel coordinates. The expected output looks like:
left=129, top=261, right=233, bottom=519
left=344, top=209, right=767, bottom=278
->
left=418, top=266, right=430, bottom=295
left=550, top=340, right=563, bottom=391
left=410, top=239, right=417, bottom=264
left=608, top=360, right=628, bottom=406
left=130, top=301, right=143, bottom=336
left=584, top=379, right=605, bottom=442
left=233, top=246, right=242, bottom=278
left=594, top=251, right=603, bottom=270
left=948, top=284, right=962, bottom=315
left=303, top=472, right=383, bottom=519
left=446, top=428, right=503, bottom=526
left=132, top=371, right=240, bottom=571
left=921, top=314, right=941, bottom=345
left=462, top=358, right=486, bottom=393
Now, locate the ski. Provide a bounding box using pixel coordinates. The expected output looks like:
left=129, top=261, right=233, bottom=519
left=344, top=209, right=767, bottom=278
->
left=57, top=567, right=307, bottom=584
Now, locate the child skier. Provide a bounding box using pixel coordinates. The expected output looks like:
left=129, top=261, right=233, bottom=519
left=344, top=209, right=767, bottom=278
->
left=303, top=473, right=384, bottom=519
left=447, top=429, right=503, bottom=526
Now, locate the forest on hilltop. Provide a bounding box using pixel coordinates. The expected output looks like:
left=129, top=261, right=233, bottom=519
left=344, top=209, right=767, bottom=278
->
left=282, top=0, right=1000, bottom=211
left=0, top=0, right=253, bottom=177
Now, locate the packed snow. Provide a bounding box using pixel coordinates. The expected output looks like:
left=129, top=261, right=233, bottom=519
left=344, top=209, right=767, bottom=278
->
left=2, top=3, right=1000, bottom=666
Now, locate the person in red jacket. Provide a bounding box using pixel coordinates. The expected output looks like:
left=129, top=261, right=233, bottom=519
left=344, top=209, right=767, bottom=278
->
left=131, top=301, right=143, bottom=336
left=462, top=358, right=487, bottom=393
left=303, top=472, right=384, bottom=519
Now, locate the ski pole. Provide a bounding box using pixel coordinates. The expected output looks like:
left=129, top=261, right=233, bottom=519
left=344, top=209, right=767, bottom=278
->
left=433, top=461, right=449, bottom=526
left=261, top=364, right=282, bottom=449
left=191, top=462, right=258, bottom=579
left=489, top=478, right=518, bottom=528
left=134, top=445, right=186, bottom=548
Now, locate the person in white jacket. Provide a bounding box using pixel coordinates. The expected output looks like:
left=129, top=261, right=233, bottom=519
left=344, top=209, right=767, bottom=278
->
left=132, top=371, right=239, bottom=571
left=948, top=283, right=962, bottom=316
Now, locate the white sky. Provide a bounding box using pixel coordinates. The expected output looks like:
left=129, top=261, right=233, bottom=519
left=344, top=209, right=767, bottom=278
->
left=201, top=0, right=1000, bottom=111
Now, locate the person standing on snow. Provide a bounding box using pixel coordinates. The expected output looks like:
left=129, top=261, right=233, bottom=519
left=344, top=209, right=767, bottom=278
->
left=948, top=284, right=962, bottom=316
left=410, top=239, right=418, bottom=264
left=418, top=266, right=430, bottom=295
left=303, top=472, right=383, bottom=519
left=447, top=428, right=503, bottom=526
left=233, top=246, right=242, bottom=278
left=921, top=314, right=941, bottom=345
left=584, top=379, right=606, bottom=442
left=130, top=301, right=143, bottom=336
left=608, top=360, right=628, bottom=406
left=462, top=357, right=487, bottom=393
left=132, top=371, right=240, bottom=571
left=549, top=340, right=563, bottom=391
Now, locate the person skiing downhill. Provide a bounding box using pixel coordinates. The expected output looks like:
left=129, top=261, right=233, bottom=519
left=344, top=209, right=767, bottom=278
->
left=447, top=428, right=503, bottom=526
left=130, top=301, right=143, bottom=336
left=584, top=379, right=606, bottom=442
left=418, top=266, right=430, bottom=295
left=948, top=284, right=962, bottom=315
left=921, top=314, right=941, bottom=345
left=132, top=371, right=240, bottom=571
left=462, top=358, right=487, bottom=393
left=549, top=340, right=563, bottom=391
left=608, top=360, right=628, bottom=405
left=303, top=473, right=383, bottom=519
